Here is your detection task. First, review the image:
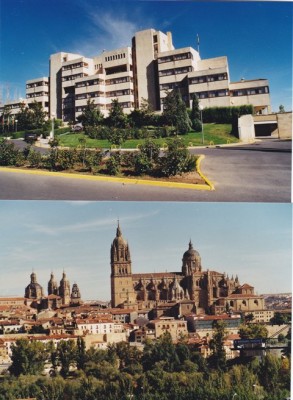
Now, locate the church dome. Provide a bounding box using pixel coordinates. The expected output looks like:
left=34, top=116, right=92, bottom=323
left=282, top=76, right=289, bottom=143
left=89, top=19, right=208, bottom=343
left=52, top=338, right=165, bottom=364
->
left=183, top=240, right=200, bottom=261
left=112, top=224, right=127, bottom=247
left=182, top=240, right=202, bottom=275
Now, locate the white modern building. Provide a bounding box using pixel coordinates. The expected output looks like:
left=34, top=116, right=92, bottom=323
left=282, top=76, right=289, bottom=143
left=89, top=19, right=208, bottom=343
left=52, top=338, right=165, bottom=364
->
left=0, top=28, right=271, bottom=122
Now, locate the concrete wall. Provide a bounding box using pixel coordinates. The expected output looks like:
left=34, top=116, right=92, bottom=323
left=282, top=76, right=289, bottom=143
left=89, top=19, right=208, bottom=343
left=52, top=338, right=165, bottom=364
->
left=276, top=112, right=292, bottom=139
left=238, top=114, right=255, bottom=142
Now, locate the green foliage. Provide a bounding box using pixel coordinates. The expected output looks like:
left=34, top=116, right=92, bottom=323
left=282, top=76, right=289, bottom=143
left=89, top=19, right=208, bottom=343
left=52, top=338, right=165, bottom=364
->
left=58, top=148, right=78, bottom=170
left=78, top=99, right=104, bottom=132
left=9, top=338, right=48, bottom=376
left=270, top=312, right=291, bottom=325
left=239, top=323, right=268, bottom=339
left=107, top=99, right=127, bottom=128
left=57, top=340, right=77, bottom=378
left=106, top=153, right=121, bottom=175
left=209, top=321, right=227, bottom=371
left=107, top=128, right=128, bottom=147
left=83, top=149, right=103, bottom=173
left=0, top=138, right=23, bottom=166
left=163, top=90, right=191, bottom=134
left=160, top=137, right=196, bottom=177
left=27, top=147, right=43, bottom=168
left=202, top=105, right=254, bottom=124
left=188, top=96, right=202, bottom=132
left=279, top=105, right=285, bottom=113
left=16, top=100, right=47, bottom=131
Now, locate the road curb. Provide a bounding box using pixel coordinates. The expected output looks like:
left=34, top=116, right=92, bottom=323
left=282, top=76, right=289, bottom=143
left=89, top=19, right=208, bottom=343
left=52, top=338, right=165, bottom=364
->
left=0, top=156, right=214, bottom=191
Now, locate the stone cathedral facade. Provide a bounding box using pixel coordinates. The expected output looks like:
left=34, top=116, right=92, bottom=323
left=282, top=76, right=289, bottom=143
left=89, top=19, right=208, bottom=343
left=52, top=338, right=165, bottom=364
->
left=110, top=224, right=264, bottom=316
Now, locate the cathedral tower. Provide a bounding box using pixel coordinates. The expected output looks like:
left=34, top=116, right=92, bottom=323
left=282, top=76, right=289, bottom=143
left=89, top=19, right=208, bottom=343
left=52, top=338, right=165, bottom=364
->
left=25, top=272, right=44, bottom=300
left=48, top=272, right=58, bottom=295
left=58, top=271, right=71, bottom=305
left=110, top=223, right=135, bottom=308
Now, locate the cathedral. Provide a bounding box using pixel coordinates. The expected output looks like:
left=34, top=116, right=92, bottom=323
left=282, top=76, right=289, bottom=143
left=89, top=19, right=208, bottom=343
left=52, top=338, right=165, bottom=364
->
left=110, top=224, right=264, bottom=316
left=24, top=271, right=82, bottom=309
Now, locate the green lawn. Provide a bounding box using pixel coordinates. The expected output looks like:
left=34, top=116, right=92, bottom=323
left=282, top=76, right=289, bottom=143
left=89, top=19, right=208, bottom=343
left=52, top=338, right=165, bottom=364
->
left=58, top=124, right=238, bottom=149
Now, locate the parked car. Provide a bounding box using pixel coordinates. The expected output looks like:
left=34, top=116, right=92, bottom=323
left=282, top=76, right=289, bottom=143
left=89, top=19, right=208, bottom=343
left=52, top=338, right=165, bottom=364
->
left=24, top=132, right=38, bottom=143
left=71, top=124, right=83, bottom=132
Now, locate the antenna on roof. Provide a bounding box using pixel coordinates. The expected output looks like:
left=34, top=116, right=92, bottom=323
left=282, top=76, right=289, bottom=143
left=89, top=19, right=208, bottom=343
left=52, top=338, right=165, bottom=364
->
left=197, top=34, right=200, bottom=55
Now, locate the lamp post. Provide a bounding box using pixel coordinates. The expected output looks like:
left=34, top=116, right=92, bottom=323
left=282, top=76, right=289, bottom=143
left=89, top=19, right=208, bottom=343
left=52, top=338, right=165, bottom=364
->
left=15, top=119, right=18, bottom=132
left=198, top=104, right=204, bottom=145
left=50, top=112, right=55, bottom=140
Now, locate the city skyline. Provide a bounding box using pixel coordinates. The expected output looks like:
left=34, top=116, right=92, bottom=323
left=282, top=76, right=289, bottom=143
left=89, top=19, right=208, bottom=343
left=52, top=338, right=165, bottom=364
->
left=0, top=201, right=291, bottom=300
left=1, top=0, right=292, bottom=112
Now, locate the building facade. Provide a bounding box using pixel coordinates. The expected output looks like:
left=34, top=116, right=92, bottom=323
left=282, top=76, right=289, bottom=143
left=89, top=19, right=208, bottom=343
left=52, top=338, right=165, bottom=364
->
left=110, top=224, right=265, bottom=316
left=0, top=28, right=271, bottom=121
left=24, top=271, right=82, bottom=308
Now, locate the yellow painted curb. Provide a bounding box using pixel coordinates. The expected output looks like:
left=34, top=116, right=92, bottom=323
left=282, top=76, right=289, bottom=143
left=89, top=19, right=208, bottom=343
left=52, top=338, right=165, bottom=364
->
left=0, top=156, right=214, bottom=191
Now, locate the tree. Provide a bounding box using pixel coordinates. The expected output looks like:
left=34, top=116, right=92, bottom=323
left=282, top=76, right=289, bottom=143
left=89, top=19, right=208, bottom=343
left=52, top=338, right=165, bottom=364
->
left=160, top=137, right=196, bottom=176
left=279, top=105, right=285, bottom=113
left=107, top=99, right=127, bottom=128
left=0, top=105, right=12, bottom=133
left=9, top=338, right=48, bottom=376
left=57, top=340, right=77, bottom=378
left=16, top=100, right=46, bottom=131
left=78, top=99, right=104, bottom=131
left=239, top=323, right=268, bottom=339
left=209, top=321, right=227, bottom=371
left=270, top=312, right=290, bottom=326
left=162, top=90, right=191, bottom=134
left=189, top=93, right=202, bottom=132
left=76, top=337, right=87, bottom=370
left=107, top=128, right=127, bottom=148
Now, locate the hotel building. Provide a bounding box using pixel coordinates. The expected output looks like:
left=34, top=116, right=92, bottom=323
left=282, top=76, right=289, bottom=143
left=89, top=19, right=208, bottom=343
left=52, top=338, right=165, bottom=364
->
left=0, top=28, right=271, bottom=121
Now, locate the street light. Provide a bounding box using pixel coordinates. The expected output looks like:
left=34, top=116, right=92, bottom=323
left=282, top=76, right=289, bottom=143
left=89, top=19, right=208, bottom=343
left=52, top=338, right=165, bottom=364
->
left=50, top=112, right=55, bottom=140
left=15, top=119, right=18, bottom=132
left=198, top=104, right=204, bottom=145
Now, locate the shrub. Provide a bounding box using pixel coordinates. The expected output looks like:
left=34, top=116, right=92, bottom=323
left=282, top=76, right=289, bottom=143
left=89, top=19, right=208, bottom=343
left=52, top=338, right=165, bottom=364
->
left=159, top=137, right=196, bottom=177
left=58, top=149, right=78, bottom=170
left=134, top=153, right=153, bottom=175
left=106, top=153, right=121, bottom=175
left=0, top=139, right=22, bottom=166
left=27, top=148, right=42, bottom=168
left=84, top=150, right=103, bottom=173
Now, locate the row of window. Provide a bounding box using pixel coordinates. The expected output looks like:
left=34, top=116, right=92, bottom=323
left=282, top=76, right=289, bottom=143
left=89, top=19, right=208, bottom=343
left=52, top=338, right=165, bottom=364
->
left=191, top=89, right=230, bottom=99
left=62, top=62, right=89, bottom=71
left=106, top=89, right=133, bottom=97
left=231, top=86, right=269, bottom=96
left=26, top=82, right=48, bottom=89
left=105, top=53, right=127, bottom=62
left=106, top=101, right=134, bottom=109
left=105, top=76, right=133, bottom=85
left=62, top=73, right=88, bottom=82
left=76, top=105, right=105, bottom=112
left=75, top=92, right=104, bottom=100
left=189, top=73, right=228, bottom=84
left=26, top=92, right=49, bottom=98
left=158, top=52, right=193, bottom=64
left=159, top=82, right=183, bottom=91
left=76, top=79, right=104, bottom=88
left=159, top=66, right=193, bottom=77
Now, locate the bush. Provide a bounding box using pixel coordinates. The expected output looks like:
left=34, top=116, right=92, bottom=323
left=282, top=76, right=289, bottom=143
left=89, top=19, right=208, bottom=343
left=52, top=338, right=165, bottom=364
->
left=106, top=154, right=121, bottom=175
left=202, top=105, right=253, bottom=124
left=0, top=139, right=22, bottom=166
left=27, top=148, right=42, bottom=168
left=134, top=153, right=153, bottom=175
left=58, top=149, right=78, bottom=170
left=84, top=150, right=103, bottom=173
left=159, top=138, right=196, bottom=177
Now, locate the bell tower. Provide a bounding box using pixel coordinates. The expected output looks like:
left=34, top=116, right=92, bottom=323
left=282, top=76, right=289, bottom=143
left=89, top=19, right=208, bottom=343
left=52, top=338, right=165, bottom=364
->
left=110, top=223, right=135, bottom=308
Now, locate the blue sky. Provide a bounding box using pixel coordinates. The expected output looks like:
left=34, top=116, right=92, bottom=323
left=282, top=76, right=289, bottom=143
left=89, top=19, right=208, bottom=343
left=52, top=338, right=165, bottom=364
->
left=0, top=0, right=292, bottom=112
left=0, top=201, right=291, bottom=300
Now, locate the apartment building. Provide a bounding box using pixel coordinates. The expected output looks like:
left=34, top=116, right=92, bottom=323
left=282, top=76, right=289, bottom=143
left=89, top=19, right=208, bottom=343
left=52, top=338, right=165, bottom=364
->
left=1, top=28, right=271, bottom=122
left=26, top=77, right=49, bottom=114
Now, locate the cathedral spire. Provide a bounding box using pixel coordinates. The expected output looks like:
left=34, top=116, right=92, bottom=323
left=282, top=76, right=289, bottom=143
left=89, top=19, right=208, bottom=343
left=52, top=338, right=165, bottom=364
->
left=116, top=220, right=122, bottom=237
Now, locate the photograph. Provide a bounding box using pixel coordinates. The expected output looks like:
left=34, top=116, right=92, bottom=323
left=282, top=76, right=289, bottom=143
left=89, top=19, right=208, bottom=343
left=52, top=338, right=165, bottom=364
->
left=0, top=0, right=291, bottom=201
left=0, top=201, right=291, bottom=398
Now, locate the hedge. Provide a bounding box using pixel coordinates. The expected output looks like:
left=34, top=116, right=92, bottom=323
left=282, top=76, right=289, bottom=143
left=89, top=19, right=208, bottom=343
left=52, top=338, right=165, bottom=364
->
left=202, top=105, right=253, bottom=124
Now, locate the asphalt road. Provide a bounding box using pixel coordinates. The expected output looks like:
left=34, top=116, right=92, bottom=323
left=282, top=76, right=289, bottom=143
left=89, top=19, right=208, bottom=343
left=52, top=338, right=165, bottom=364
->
left=0, top=138, right=291, bottom=202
